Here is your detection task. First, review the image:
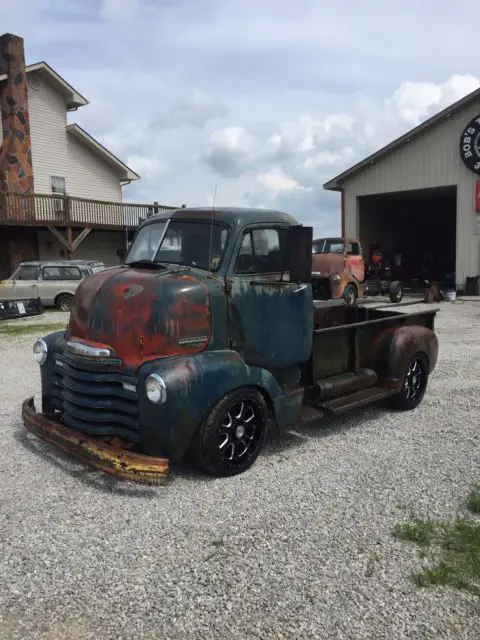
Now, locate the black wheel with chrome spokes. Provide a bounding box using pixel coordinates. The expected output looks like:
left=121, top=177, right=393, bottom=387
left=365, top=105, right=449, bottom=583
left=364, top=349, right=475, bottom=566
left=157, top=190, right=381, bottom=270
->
left=189, top=388, right=268, bottom=477
left=218, top=400, right=263, bottom=464
left=389, top=352, right=429, bottom=411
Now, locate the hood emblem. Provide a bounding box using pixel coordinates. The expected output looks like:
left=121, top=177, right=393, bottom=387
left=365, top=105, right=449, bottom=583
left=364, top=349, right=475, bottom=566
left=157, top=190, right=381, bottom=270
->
left=123, top=284, right=144, bottom=300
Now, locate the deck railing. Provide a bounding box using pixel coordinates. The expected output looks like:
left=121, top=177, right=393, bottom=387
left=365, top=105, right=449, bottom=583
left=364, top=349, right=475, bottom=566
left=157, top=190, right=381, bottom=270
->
left=0, top=192, right=178, bottom=229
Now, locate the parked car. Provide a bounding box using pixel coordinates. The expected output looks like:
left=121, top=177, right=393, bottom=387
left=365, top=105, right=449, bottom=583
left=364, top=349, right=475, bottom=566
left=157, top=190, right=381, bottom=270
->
left=0, top=260, right=105, bottom=311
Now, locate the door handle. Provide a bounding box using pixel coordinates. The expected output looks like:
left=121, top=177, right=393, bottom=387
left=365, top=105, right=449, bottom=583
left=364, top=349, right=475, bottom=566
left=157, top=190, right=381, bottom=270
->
left=293, top=284, right=307, bottom=293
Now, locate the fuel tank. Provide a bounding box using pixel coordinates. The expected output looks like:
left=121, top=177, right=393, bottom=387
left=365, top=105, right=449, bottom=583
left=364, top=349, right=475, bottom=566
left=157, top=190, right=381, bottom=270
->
left=67, top=266, right=212, bottom=369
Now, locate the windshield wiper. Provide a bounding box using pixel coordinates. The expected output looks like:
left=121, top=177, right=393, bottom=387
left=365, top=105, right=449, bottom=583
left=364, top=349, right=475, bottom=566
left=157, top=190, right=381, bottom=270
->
left=125, top=260, right=167, bottom=270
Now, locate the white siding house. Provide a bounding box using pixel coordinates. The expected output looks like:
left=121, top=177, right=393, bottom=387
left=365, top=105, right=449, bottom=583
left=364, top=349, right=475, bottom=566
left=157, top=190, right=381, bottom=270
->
left=26, top=62, right=139, bottom=201
left=24, top=62, right=140, bottom=266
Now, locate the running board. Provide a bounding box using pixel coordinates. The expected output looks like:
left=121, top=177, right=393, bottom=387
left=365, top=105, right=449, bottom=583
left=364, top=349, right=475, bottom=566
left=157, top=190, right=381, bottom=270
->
left=319, top=387, right=393, bottom=415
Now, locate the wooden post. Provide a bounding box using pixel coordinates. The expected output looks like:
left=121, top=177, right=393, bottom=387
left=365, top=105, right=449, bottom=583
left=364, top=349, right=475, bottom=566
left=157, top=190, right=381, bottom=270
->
left=66, top=226, right=73, bottom=259
left=65, top=195, right=72, bottom=259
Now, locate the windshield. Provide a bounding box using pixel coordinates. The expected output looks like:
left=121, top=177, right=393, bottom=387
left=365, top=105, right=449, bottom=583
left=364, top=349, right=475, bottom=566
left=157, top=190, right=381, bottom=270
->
left=125, top=219, right=229, bottom=271
left=312, top=239, right=344, bottom=254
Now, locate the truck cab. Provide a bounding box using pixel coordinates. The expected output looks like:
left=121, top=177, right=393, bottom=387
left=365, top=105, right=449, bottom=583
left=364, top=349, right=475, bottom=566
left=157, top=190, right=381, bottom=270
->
left=24, top=207, right=438, bottom=482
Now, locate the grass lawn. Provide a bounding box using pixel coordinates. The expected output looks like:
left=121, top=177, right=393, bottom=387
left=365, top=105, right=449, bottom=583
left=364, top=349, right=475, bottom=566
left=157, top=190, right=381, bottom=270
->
left=0, top=322, right=67, bottom=338
left=393, top=485, right=480, bottom=597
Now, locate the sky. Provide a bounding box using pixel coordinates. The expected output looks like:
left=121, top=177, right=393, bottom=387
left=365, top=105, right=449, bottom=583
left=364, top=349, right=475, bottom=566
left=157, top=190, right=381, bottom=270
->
left=3, top=0, right=480, bottom=236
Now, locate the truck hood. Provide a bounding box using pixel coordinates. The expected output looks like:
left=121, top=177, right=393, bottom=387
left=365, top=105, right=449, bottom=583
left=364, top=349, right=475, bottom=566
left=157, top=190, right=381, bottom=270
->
left=67, top=266, right=211, bottom=369
left=311, top=253, right=344, bottom=276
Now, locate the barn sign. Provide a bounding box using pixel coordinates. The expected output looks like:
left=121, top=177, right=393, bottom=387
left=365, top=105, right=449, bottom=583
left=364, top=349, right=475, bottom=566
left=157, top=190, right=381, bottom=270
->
left=460, top=115, right=480, bottom=175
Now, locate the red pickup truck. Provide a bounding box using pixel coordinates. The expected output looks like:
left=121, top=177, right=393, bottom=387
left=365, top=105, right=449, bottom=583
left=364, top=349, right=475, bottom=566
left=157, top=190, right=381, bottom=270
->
left=312, top=237, right=365, bottom=305
left=312, top=237, right=403, bottom=306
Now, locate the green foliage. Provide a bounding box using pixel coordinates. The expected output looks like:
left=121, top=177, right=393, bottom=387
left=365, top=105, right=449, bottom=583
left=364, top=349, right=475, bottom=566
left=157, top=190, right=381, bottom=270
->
left=0, top=322, right=65, bottom=337
left=393, top=485, right=480, bottom=597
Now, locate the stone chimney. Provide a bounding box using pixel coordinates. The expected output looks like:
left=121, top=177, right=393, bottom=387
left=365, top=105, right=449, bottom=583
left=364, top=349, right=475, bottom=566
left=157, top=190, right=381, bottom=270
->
left=0, top=33, right=34, bottom=194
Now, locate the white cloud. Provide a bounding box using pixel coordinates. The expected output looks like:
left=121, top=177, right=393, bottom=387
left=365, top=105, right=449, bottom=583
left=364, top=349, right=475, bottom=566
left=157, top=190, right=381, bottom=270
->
left=256, top=168, right=300, bottom=192
left=126, top=155, right=170, bottom=181
left=99, top=0, right=140, bottom=22
left=151, top=89, right=228, bottom=130
left=205, top=72, right=480, bottom=189
left=203, top=126, right=257, bottom=177
left=388, top=74, right=480, bottom=127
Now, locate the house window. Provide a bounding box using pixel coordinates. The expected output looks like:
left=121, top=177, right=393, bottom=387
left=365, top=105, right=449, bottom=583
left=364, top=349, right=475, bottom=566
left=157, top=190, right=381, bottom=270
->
left=51, top=176, right=66, bottom=195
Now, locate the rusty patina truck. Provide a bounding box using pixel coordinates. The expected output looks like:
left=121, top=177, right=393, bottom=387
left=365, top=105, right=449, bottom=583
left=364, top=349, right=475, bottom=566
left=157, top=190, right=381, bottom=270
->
left=312, top=236, right=365, bottom=305
left=23, top=207, right=438, bottom=483
left=311, top=238, right=404, bottom=305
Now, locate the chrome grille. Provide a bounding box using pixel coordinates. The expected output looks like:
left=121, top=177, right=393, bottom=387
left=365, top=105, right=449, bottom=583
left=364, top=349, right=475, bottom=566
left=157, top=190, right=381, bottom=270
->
left=52, top=354, right=140, bottom=442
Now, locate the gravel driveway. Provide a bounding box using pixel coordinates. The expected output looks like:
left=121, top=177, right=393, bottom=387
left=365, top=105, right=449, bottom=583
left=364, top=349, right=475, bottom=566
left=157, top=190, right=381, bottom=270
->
left=1, top=302, right=479, bottom=639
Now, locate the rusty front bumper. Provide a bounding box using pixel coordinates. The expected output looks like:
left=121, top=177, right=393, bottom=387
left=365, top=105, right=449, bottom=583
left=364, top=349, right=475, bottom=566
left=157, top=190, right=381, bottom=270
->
left=22, top=397, right=169, bottom=485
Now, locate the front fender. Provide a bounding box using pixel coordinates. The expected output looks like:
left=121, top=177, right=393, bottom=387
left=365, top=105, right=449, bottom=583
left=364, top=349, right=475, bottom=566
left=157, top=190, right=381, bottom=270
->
left=370, top=325, right=438, bottom=390
left=137, top=350, right=284, bottom=460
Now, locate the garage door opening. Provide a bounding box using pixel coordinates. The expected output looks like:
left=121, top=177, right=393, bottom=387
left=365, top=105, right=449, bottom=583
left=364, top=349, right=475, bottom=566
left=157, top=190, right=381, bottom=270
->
left=358, top=186, right=457, bottom=290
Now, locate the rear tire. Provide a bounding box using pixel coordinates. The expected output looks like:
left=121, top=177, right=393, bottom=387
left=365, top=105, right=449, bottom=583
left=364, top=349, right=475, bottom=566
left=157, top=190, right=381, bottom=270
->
left=388, top=352, right=429, bottom=411
left=188, top=388, right=268, bottom=477
left=56, top=293, right=74, bottom=312
left=343, top=284, right=357, bottom=306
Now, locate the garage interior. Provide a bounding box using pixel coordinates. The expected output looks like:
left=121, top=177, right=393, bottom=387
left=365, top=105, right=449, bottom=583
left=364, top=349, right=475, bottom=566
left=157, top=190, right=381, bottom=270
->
left=358, top=186, right=457, bottom=291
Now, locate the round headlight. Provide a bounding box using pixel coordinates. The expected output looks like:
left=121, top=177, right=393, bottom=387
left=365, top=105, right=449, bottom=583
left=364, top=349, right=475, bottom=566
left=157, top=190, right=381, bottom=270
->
left=145, top=373, right=167, bottom=404
left=330, top=274, right=341, bottom=282
left=33, top=339, right=48, bottom=365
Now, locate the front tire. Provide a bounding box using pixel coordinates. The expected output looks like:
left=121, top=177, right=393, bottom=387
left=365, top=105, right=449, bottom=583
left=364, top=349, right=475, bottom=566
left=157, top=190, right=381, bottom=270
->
left=343, top=283, right=357, bottom=306
left=189, top=388, right=268, bottom=477
left=389, top=352, right=429, bottom=410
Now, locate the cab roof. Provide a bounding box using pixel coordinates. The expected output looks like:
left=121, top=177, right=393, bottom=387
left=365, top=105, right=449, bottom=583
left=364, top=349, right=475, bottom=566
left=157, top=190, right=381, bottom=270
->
left=313, top=237, right=359, bottom=244
left=139, top=206, right=299, bottom=230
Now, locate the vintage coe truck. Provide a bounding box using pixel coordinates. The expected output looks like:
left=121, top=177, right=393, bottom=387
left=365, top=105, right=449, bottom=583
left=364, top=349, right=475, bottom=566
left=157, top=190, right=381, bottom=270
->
left=23, top=207, right=438, bottom=483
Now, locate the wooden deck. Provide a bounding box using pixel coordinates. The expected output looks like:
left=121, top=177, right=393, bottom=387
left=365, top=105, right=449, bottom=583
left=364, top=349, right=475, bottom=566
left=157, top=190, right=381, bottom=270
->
left=0, top=192, right=178, bottom=230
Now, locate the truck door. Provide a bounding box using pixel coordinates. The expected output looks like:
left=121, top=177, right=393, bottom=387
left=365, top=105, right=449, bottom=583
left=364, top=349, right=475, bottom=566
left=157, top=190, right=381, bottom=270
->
left=228, top=226, right=313, bottom=371
left=345, top=240, right=364, bottom=282
left=0, top=264, right=39, bottom=300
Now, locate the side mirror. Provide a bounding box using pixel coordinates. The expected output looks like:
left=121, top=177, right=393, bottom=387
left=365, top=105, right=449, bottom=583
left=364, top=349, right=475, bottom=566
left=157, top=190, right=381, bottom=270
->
left=285, top=225, right=313, bottom=283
